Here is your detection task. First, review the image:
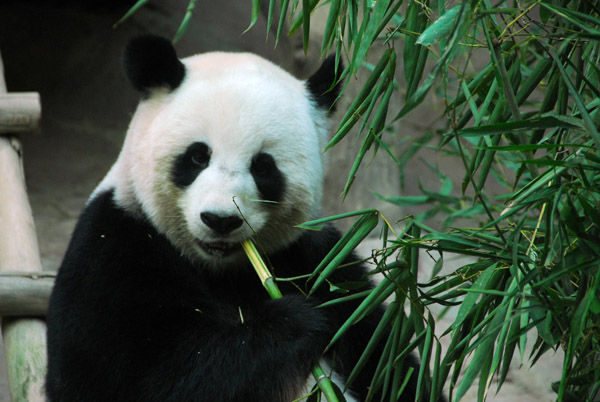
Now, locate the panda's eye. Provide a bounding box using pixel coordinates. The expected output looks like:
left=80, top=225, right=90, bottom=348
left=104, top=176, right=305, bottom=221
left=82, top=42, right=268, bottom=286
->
left=189, top=143, right=211, bottom=168
left=250, top=152, right=285, bottom=202
left=250, top=153, right=275, bottom=177
left=172, top=142, right=211, bottom=188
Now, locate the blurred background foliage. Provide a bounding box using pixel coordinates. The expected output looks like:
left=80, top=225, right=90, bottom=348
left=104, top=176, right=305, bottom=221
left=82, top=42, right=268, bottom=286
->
left=123, top=0, right=600, bottom=400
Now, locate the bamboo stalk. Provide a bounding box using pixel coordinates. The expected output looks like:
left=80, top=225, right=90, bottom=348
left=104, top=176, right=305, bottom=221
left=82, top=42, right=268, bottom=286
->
left=241, top=240, right=340, bottom=402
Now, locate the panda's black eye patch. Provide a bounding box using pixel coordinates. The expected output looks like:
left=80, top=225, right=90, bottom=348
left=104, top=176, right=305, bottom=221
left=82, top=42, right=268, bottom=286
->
left=250, top=152, right=285, bottom=202
left=172, top=142, right=211, bottom=187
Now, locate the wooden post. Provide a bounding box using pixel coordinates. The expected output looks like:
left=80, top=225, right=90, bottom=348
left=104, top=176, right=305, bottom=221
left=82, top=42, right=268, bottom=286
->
left=0, top=272, right=55, bottom=317
left=0, top=50, right=47, bottom=402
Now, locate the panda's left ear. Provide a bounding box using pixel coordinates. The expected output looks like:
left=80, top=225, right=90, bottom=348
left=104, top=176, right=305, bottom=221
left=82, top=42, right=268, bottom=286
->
left=124, top=35, right=186, bottom=93
left=306, top=54, right=345, bottom=114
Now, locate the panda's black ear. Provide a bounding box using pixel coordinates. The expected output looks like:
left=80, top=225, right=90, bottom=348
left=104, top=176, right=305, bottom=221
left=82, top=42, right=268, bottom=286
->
left=124, top=35, right=186, bottom=93
left=306, top=54, right=344, bottom=114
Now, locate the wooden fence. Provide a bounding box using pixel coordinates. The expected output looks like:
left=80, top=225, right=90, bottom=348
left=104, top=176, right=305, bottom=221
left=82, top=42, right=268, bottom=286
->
left=0, top=50, right=53, bottom=402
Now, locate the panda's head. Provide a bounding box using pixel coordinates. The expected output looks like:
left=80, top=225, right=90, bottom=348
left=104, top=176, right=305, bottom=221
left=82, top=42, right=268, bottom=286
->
left=100, top=35, right=343, bottom=267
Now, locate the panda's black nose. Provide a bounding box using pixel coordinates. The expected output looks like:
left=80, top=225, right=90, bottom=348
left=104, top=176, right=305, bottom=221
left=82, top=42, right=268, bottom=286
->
left=200, top=212, right=243, bottom=235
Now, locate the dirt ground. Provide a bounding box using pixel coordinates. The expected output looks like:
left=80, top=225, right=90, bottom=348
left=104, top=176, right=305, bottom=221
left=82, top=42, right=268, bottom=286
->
left=0, top=1, right=563, bottom=400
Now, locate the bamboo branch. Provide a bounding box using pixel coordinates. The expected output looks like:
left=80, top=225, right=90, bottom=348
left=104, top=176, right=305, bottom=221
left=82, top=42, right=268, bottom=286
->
left=241, top=240, right=340, bottom=402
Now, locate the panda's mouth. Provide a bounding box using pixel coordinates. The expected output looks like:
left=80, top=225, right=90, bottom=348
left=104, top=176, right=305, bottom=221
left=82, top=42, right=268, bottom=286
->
left=197, top=240, right=239, bottom=258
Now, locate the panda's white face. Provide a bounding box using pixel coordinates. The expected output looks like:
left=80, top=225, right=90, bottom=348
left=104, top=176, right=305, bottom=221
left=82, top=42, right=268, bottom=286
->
left=98, top=47, right=338, bottom=267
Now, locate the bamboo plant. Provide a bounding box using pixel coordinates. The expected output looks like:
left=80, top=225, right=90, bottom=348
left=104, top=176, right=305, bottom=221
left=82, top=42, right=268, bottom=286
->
left=116, top=1, right=600, bottom=400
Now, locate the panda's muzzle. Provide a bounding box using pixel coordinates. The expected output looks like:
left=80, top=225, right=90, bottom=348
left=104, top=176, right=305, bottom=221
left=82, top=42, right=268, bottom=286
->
left=197, top=213, right=244, bottom=258
left=200, top=212, right=243, bottom=235
left=198, top=240, right=238, bottom=258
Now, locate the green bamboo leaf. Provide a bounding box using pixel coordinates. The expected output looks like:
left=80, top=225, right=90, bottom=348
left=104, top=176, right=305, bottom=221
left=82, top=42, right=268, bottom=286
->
left=415, top=312, right=435, bottom=398
left=455, top=299, right=509, bottom=402
left=357, top=65, right=389, bottom=137
left=452, top=262, right=498, bottom=330
left=416, top=5, right=464, bottom=46
left=345, top=301, right=400, bottom=390
left=297, top=208, right=378, bottom=230
left=393, top=327, right=428, bottom=366
left=445, top=61, right=495, bottom=111
left=317, top=289, right=370, bottom=308
left=539, top=2, right=600, bottom=36
left=571, top=269, right=600, bottom=346
left=453, top=115, right=583, bottom=137
left=376, top=194, right=430, bottom=206
left=113, top=0, right=149, bottom=28
left=461, top=80, right=481, bottom=125
left=266, top=0, right=276, bottom=38
left=485, top=278, right=518, bottom=396
left=477, top=142, right=594, bottom=151
left=326, top=50, right=392, bottom=150
left=302, top=0, right=310, bottom=54
left=395, top=1, right=471, bottom=120
left=275, top=0, right=290, bottom=46
left=404, top=0, right=429, bottom=101
left=547, top=47, right=600, bottom=150
left=343, top=68, right=395, bottom=197
left=321, top=0, right=341, bottom=55
left=173, top=0, right=197, bottom=43
left=347, top=0, right=357, bottom=39
left=350, top=0, right=391, bottom=75
left=477, top=351, right=493, bottom=402
left=326, top=268, right=410, bottom=350
left=288, top=0, right=318, bottom=37
left=498, top=316, right=520, bottom=391
left=309, top=212, right=379, bottom=295
left=404, top=0, right=424, bottom=95
left=244, top=0, right=262, bottom=33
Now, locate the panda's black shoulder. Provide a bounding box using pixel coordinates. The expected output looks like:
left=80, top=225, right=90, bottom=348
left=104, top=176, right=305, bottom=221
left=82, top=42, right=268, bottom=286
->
left=62, top=190, right=153, bottom=257
left=56, top=189, right=179, bottom=285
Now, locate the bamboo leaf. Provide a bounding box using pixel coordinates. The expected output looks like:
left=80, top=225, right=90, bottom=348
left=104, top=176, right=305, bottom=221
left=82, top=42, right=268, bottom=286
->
left=302, top=0, right=310, bottom=54
left=276, top=0, right=291, bottom=46
left=453, top=263, right=498, bottom=330
left=321, top=0, right=341, bottom=55
left=113, top=0, right=149, bottom=28
left=309, top=211, right=379, bottom=295
left=326, top=268, right=410, bottom=350
left=173, top=0, right=197, bottom=43
left=453, top=115, right=583, bottom=137
left=345, top=301, right=400, bottom=390
left=326, top=50, right=392, bottom=150
left=416, top=5, right=463, bottom=46
left=244, top=0, right=262, bottom=33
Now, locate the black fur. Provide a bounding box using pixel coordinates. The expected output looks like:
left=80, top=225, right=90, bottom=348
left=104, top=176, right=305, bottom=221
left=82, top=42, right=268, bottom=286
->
left=200, top=212, right=243, bottom=235
left=250, top=152, right=286, bottom=202
left=45, top=190, right=421, bottom=401
left=306, top=54, right=344, bottom=113
left=124, top=35, right=186, bottom=92
left=172, top=142, right=212, bottom=187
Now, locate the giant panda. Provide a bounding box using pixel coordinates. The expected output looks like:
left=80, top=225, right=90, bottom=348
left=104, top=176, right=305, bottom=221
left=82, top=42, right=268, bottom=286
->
left=45, top=35, right=421, bottom=402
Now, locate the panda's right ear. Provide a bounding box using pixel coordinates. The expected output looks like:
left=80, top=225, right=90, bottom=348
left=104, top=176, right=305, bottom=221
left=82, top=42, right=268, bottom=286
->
left=124, top=35, right=186, bottom=93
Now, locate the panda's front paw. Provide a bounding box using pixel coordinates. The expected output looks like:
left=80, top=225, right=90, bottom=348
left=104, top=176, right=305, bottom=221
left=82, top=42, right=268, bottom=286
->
left=263, top=295, right=330, bottom=341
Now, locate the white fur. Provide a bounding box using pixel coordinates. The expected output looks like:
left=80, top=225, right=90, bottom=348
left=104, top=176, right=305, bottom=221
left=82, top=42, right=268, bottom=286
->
left=93, top=52, right=331, bottom=265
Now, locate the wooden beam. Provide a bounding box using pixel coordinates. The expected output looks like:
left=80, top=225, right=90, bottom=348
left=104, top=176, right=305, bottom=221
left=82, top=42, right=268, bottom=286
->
left=0, top=93, right=41, bottom=134
left=0, top=272, right=54, bottom=316
left=0, top=50, right=47, bottom=402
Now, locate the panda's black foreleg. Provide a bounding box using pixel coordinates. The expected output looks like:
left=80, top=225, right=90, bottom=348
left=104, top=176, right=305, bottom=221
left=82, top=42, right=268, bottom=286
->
left=136, top=294, right=331, bottom=402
